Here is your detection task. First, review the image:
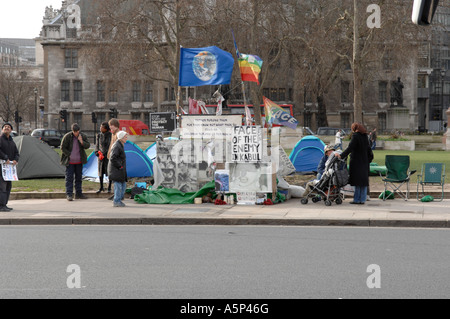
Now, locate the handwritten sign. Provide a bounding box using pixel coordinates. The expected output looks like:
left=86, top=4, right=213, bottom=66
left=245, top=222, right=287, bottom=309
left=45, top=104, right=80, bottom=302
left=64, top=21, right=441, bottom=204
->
left=231, top=126, right=262, bottom=163
left=1, top=162, right=18, bottom=181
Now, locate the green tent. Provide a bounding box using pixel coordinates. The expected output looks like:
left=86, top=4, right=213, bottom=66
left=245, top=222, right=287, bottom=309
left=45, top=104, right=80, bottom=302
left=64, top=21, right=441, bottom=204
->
left=13, top=136, right=66, bottom=179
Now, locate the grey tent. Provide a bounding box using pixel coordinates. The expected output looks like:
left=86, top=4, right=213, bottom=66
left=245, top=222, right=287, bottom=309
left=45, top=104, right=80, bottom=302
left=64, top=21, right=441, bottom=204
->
left=13, top=136, right=66, bottom=179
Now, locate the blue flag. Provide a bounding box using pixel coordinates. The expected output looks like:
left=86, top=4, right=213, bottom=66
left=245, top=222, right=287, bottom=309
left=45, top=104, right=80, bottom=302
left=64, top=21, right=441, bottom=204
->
left=179, top=46, right=234, bottom=87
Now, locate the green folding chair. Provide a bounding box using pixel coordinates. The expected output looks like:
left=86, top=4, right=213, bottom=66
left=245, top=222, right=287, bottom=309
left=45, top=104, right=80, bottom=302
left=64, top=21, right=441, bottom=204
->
left=416, top=163, right=445, bottom=201
left=381, top=155, right=416, bottom=201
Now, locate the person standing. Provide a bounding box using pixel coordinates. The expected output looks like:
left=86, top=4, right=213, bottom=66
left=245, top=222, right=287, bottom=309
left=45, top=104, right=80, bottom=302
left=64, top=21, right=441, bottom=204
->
left=95, top=122, right=112, bottom=193
left=60, top=123, right=91, bottom=201
left=0, top=123, right=19, bottom=211
left=107, top=118, right=120, bottom=200
left=337, top=123, right=373, bottom=205
left=335, top=129, right=343, bottom=150
left=108, top=130, right=128, bottom=207
left=370, top=128, right=377, bottom=150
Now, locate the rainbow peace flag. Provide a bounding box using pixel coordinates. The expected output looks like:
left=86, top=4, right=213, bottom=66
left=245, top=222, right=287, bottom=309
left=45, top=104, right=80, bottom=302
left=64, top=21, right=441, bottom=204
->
left=239, top=54, right=263, bottom=85
left=264, top=96, right=298, bottom=130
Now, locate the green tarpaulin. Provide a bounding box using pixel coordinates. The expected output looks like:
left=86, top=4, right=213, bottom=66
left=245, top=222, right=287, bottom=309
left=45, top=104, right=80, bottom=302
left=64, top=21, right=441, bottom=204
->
left=370, top=162, right=387, bottom=176
left=134, top=181, right=216, bottom=204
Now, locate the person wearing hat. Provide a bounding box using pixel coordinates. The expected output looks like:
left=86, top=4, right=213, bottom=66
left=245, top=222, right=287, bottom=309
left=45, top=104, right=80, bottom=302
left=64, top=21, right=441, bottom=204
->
left=317, top=145, right=336, bottom=180
left=60, top=123, right=91, bottom=201
left=0, top=122, right=19, bottom=211
left=108, top=130, right=128, bottom=207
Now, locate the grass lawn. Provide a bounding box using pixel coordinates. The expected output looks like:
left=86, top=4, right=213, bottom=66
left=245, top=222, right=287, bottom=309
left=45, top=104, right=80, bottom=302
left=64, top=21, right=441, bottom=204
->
left=12, top=148, right=98, bottom=193
left=10, top=147, right=450, bottom=193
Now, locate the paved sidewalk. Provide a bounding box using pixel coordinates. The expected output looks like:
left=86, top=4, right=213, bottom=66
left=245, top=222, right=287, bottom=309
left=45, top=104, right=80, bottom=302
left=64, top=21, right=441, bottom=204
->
left=2, top=193, right=450, bottom=228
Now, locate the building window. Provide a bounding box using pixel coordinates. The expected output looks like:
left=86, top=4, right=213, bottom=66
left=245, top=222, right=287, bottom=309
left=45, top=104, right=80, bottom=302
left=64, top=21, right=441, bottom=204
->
left=132, top=113, right=141, bottom=120
left=288, top=88, right=293, bottom=101
left=341, top=81, right=350, bottom=103
left=73, top=80, right=82, bottom=102
left=378, top=113, right=387, bottom=132
left=73, top=113, right=82, bottom=125
left=383, top=51, right=393, bottom=70
left=431, top=107, right=441, bottom=120
left=132, top=81, right=141, bottom=102
left=418, top=75, right=427, bottom=89
left=340, top=113, right=351, bottom=128
left=378, top=81, right=388, bottom=103
left=97, top=113, right=106, bottom=124
left=61, top=80, right=70, bottom=102
left=279, top=88, right=286, bottom=101
left=65, top=49, right=78, bottom=68
left=270, top=88, right=278, bottom=101
left=109, top=83, right=118, bottom=102
left=263, top=88, right=269, bottom=97
left=144, top=82, right=153, bottom=103
left=164, top=88, right=169, bottom=101
left=67, top=28, right=77, bottom=39
left=97, top=81, right=105, bottom=102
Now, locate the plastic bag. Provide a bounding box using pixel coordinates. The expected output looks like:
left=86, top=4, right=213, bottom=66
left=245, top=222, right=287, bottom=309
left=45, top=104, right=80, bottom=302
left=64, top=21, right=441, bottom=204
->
left=420, top=195, right=434, bottom=202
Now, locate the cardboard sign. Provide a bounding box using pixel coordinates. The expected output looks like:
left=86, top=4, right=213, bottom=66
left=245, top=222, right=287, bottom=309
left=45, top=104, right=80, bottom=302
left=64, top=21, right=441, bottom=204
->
left=231, top=126, right=262, bottom=163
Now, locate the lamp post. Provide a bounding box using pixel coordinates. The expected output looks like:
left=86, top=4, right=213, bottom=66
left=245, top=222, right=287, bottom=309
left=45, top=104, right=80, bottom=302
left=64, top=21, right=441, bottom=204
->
left=441, top=69, right=446, bottom=131
left=34, top=88, right=38, bottom=129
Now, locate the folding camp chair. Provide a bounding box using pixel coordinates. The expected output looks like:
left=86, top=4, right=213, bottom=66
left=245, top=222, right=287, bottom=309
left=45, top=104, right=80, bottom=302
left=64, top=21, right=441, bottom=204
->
left=416, top=163, right=445, bottom=201
left=381, top=155, right=416, bottom=201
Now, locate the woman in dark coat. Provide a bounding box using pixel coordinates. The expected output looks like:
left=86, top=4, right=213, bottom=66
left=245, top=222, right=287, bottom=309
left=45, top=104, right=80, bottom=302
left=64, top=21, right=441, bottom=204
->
left=338, top=123, right=373, bottom=204
left=95, top=122, right=112, bottom=193
left=108, top=131, right=128, bottom=207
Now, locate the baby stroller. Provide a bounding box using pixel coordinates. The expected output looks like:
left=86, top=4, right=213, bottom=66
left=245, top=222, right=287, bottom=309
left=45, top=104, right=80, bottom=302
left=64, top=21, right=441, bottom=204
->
left=300, top=152, right=349, bottom=206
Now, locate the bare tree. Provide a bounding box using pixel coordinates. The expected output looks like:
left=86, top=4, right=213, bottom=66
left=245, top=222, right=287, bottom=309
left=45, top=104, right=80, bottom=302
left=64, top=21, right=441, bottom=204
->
left=0, top=68, right=36, bottom=125
left=285, top=0, right=426, bottom=126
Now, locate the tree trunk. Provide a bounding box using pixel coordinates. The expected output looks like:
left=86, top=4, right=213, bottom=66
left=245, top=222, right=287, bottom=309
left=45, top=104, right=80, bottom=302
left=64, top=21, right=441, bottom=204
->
left=316, top=94, right=328, bottom=127
left=250, top=0, right=262, bottom=126
left=353, top=0, right=363, bottom=124
left=250, top=84, right=262, bottom=126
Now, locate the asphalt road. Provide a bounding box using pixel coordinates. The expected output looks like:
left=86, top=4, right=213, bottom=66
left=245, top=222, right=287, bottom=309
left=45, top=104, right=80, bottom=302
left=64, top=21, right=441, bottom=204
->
left=0, top=225, right=449, bottom=299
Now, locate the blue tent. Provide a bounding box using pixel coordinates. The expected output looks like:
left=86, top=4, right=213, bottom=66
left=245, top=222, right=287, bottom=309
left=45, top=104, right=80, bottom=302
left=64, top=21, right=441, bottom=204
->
left=289, top=136, right=326, bottom=174
left=83, top=141, right=153, bottom=179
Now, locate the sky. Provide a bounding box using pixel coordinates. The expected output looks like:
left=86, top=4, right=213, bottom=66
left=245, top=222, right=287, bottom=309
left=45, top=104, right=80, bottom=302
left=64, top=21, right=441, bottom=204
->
left=0, top=0, right=63, bottom=39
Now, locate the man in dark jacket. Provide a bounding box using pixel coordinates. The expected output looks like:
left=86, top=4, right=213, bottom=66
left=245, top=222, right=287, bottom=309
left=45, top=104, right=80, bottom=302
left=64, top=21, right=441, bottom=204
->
left=108, top=130, right=128, bottom=207
left=60, top=123, right=90, bottom=201
left=0, top=123, right=19, bottom=211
